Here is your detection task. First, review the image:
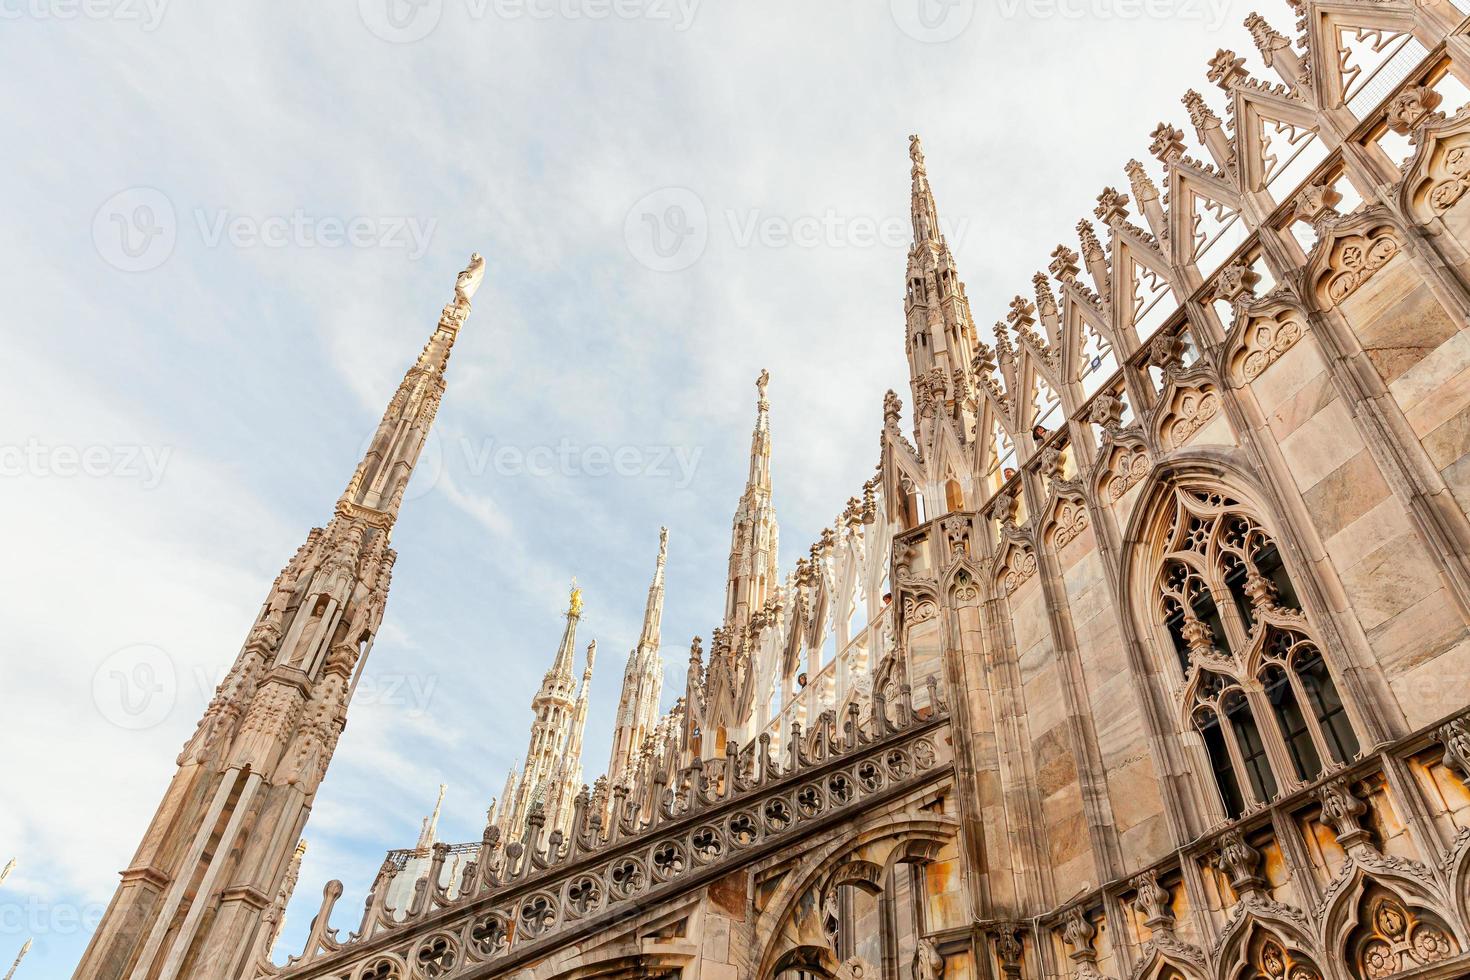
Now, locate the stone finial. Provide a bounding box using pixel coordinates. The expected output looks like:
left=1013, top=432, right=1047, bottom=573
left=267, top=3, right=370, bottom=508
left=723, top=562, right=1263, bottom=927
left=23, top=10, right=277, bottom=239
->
left=992, top=924, right=1024, bottom=979
left=1049, top=244, right=1081, bottom=283
left=1180, top=612, right=1218, bottom=663
left=883, top=389, right=903, bottom=429
left=1089, top=391, right=1124, bottom=430
left=1125, top=159, right=1159, bottom=202
left=993, top=322, right=1015, bottom=362
left=1295, top=177, right=1343, bottom=230
left=1182, top=89, right=1219, bottom=132
left=1216, top=829, right=1266, bottom=895
left=1244, top=12, right=1290, bottom=59
left=1033, top=272, right=1059, bottom=320
left=1039, top=445, right=1065, bottom=482
left=1386, top=84, right=1445, bottom=136
left=1150, top=123, right=1188, bottom=164
left=1060, top=906, right=1099, bottom=964
left=1095, top=187, right=1131, bottom=225
left=1007, top=295, right=1036, bottom=330
left=913, top=938, right=944, bottom=980
left=1215, top=259, right=1261, bottom=307
left=972, top=341, right=997, bottom=377
left=1149, top=329, right=1186, bottom=372
left=689, top=636, right=703, bottom=664
left=1131, top=869, right=1174, bottom=931
left=1076, top=219, right=1105, bottom=264
left=1438, top=714, right=1470, bottom=782
left=1318, top=777, right=1371, bottom=850
left=1207, top=49, right=1249, bottom=90
left=990, top=490, right=1019, bottom=528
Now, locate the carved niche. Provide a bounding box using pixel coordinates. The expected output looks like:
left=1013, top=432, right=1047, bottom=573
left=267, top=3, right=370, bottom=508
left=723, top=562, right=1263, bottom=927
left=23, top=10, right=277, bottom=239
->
left=996, top=540, right=1038, bottom=598
left=1157, top=384, right=1223, bottom=451
left=1311, top=222, right=1402, bottom=309
left=1097, top=438, right=1151, bottom=505
left=1230, top=308, right=1306, bottom=385
left=1050, top=498, right=1090, bottom=551
left=1401, top=114, right=1470, bottom=225
left=1349, top=887, right=1460, bottom=979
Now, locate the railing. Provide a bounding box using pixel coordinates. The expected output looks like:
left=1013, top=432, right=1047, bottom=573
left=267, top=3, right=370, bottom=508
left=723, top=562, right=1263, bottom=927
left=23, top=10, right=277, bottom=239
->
left=268, top=680, right=952, bottom=979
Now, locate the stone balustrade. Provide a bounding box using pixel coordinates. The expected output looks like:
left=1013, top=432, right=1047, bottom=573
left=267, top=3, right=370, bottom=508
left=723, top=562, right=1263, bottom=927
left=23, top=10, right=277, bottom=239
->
left=266, top=680, right=951, bottom=980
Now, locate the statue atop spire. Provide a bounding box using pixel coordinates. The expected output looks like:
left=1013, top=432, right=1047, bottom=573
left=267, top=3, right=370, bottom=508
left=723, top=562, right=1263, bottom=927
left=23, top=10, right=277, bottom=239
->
left=568, top=578, right=584, bottom=619
left=909, top=133, right=926, bottom=171
left=454, top=252, right=486, bottom=304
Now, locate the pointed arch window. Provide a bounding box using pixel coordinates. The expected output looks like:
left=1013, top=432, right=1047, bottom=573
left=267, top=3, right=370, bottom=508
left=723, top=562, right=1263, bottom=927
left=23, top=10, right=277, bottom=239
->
left=1149, top=487, right=1360, bottom=820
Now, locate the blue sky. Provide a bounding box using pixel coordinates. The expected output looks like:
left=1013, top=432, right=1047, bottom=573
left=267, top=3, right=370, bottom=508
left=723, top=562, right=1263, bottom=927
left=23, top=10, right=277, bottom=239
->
left=0, top=0, right=1274, bottom=972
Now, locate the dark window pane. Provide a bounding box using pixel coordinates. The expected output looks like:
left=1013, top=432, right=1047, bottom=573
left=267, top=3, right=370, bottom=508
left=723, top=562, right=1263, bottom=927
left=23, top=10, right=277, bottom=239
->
left=1225, top=692, right=1278, bottom=803
left=1197, top=708, right=1245, bottom=819
left=1296, top=650, right=1359, bottom=763
left=1264, top=666, right=1322, bottom=780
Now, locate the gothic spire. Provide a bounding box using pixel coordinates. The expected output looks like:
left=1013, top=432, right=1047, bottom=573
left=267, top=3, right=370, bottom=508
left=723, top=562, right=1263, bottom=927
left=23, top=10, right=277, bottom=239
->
left=77, top=254, right=485, bottom=980
left=638, top=527, right=669, bottom=653
left=339, top=252, right=485, bottom=526
left=547, top=580, right=583, bottom=684
left=415, top=783, right=448, bottom=851
left=748, top=369, right=772, bottom=493
left=608, top=528, right=672, bottom=786
left=909, top=134, right=942, bottom=248
left=724, top=372, right=779, bottom=634
left=901, top=138, right=977, bottom=442
left=4, top=940, right=30, bottom=980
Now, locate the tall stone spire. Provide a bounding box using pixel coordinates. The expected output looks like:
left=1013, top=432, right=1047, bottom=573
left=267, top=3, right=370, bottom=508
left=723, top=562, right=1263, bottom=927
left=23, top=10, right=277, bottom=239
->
left=74, top=253, right=486, bottom=980
left=414, top=784, right=448, bottom=851
left=4, top=940, right=30, bottom=980
left=608, top=528, right=670, bottom=787
left=904, top=136, right=979, bottom=440
left=500, top=584, right=593, bottom=842
left=724, top=371, right=779, bottom=634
